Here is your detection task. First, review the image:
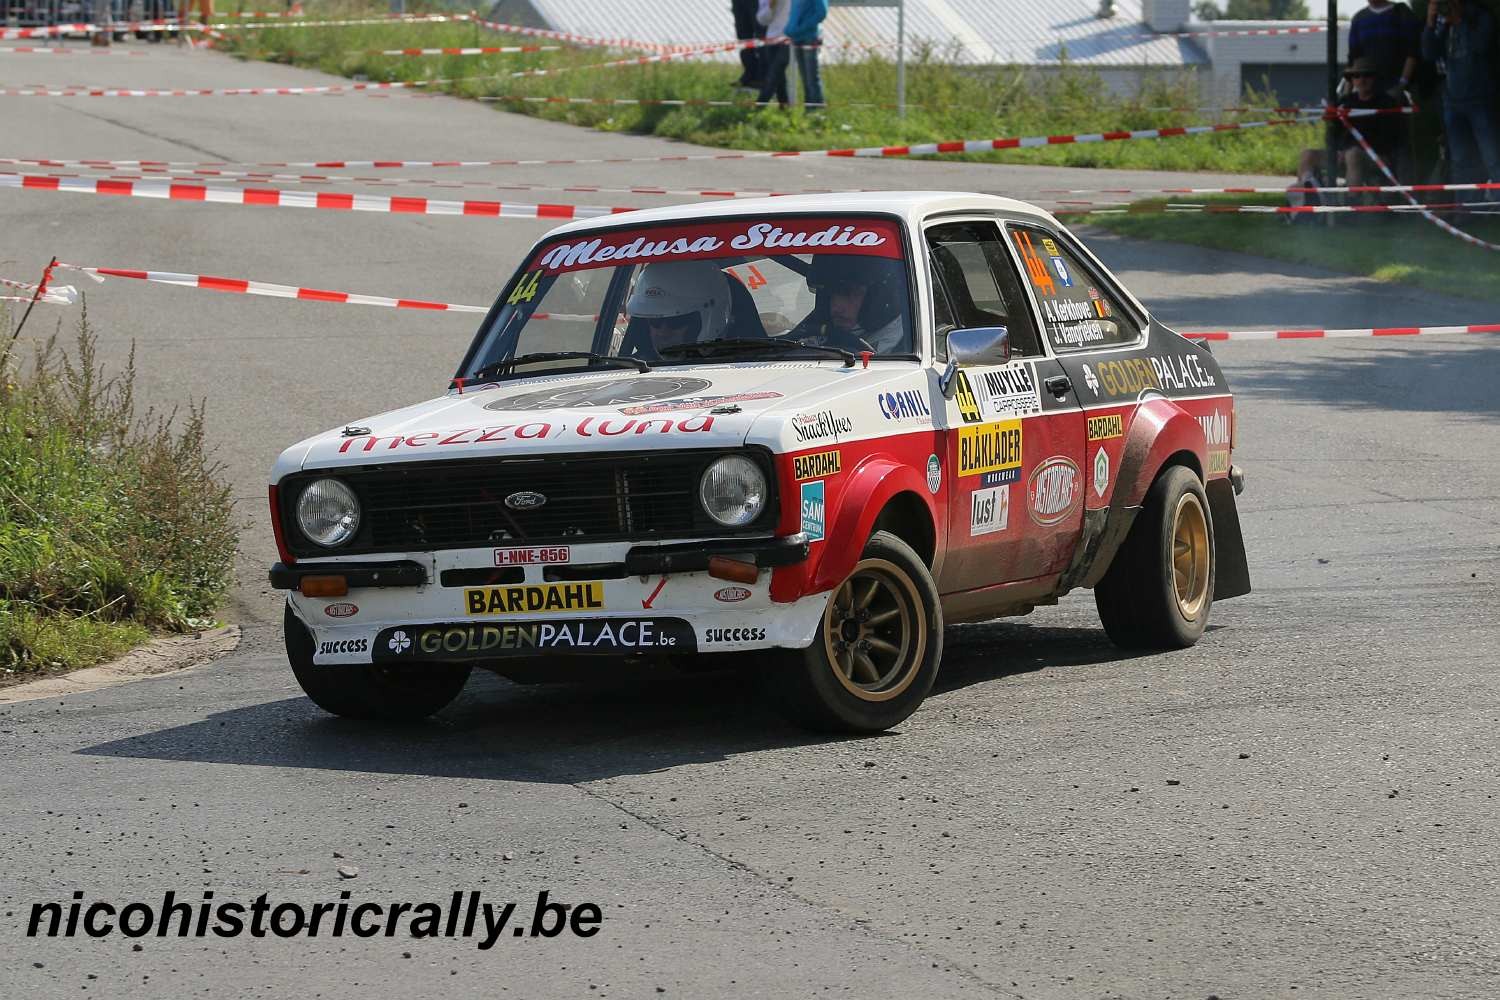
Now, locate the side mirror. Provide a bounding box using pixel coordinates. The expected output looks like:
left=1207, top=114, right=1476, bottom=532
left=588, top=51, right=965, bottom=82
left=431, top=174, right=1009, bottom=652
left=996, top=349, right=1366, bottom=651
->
left=947, top=326, right=1010, bottom=366
left=938, top=327, right=1009, bottom=397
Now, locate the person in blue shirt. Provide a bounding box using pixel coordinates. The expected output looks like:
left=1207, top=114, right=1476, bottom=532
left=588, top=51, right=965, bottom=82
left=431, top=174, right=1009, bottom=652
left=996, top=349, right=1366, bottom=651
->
left=1349, top=0, right=1422, bottom=96
left=1423, top=0, right=1500, bottom=199
left=784, top=0, right=829, bottom=108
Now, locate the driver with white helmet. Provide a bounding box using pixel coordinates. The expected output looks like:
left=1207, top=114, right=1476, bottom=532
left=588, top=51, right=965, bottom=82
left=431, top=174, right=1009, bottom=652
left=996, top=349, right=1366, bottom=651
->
left=623, top=261, right=732, bottom=359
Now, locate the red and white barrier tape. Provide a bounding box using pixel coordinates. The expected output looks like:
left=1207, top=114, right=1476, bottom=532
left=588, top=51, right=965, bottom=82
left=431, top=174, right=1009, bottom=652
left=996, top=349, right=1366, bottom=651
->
left=477, top=93, right=908, bottom=110
left=0, top=80, right=437, bottom=96
left=376, top=45, right=560, bottom=56
left=0, top=274, right=77, bottom=304
left=1041, top=181, right=1500, bottom=196
left=206, top=13, right=469, bottom=31
left=506, top=38, right=775, bottom=80
left=57, top=263, right=486, bottom=313
left=1054, top=200, right=1485, bottom=216
left=0, top=117, right=1307, bottom=171
left=1184, top=323, right=1500, bottom=341
left=468, top=17, right=698, bottom=53
left=0, top=171, right=635, bottom=219
left=27, top=164, right=832, bottom=199
left=1346, top=122, right=1500, bottom=253
left=0, top=45, right=151, bottom=55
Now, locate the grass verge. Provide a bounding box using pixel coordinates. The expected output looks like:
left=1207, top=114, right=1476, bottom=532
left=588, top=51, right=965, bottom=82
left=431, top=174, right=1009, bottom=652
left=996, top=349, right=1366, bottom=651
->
left=0, top=312, right=238, bottom=682
left=1089, top=196, right=1500, bottom=303
left=219, top=3, right=1315, bottom=174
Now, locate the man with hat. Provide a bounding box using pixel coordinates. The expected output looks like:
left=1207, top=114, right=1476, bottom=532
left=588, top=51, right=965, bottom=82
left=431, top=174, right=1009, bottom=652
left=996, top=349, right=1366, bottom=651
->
left=1294, top=57, right=1405, bottom=197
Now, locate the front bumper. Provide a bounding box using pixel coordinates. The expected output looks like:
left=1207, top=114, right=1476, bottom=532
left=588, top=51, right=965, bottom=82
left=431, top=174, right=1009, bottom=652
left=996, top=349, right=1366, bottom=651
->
left=275, top=536, right=825, bottom=666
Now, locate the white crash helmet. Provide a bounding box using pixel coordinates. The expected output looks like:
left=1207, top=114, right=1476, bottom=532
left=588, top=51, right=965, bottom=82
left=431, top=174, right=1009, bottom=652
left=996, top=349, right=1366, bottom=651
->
left=625, top=261, right=732, bottom=342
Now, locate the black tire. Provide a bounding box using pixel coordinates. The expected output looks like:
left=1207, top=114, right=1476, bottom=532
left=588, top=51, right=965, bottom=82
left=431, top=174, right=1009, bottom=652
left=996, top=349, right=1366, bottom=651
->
left=1094, top=464, right=1215, bottom=650
left=772, top=531, right=942, bottom=733
left=284, top=605, right=470, bottom=721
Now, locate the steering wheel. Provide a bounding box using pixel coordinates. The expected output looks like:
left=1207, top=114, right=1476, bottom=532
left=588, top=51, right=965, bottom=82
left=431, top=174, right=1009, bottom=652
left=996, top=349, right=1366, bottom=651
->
left=783, top=329, right=875, bottom=354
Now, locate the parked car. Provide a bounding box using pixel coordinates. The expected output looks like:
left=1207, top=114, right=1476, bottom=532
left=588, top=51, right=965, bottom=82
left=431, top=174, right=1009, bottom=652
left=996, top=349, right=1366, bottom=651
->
left=268, top=192, right=1250, bottom=732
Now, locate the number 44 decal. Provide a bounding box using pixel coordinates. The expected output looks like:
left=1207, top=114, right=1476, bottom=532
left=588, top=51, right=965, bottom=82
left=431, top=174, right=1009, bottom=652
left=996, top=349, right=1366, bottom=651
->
left=507, top=270, right=542, bottom=306
left=726, top=265, right=768, bottom=291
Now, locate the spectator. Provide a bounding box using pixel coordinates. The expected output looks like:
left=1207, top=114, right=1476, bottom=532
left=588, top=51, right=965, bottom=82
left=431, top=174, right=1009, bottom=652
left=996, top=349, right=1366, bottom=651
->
left=1348, top=0, right=1421, bottom=97
left=732, top=0, right=767, bottom=90
left=755, top=0, right=793, bottom=108
left=785, top=0, right=829, bottom=108
left=1294, top=58, right=1404, bottom=196
left=1423, top=0, right=1500, bottom=199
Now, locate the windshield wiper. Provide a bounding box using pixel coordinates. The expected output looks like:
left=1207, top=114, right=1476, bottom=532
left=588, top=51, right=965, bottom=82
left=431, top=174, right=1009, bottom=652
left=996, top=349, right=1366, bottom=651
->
left=659, top=338, right=855, bottom=367
left=466, top=351, right=649, bottom=384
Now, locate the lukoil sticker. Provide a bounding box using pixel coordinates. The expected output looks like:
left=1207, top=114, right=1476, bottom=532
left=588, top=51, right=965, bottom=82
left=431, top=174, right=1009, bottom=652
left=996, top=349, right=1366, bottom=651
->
left=323, top=602, right=358, bottom=619
left=926, top=454, right=941, bottom=494
left=465, top=582, right=605, bottom=615
left=1093, top=447, right=1110, bottom=498
left=969, top=486, right=1009, bottom=536
left=800, top=480, right=826, bottom=541
left=714, top=587, right=752, bottom=603
left=1028, top=457, right=1081, bottom=525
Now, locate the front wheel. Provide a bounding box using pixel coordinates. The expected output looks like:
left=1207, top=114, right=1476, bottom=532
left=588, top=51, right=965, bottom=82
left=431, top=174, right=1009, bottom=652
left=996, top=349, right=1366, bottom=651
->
left=284, top=605, right=470, bottom=721
left=1094, top=464, right=1215, bottom=649
left=772, top=531, right=942, bottom=733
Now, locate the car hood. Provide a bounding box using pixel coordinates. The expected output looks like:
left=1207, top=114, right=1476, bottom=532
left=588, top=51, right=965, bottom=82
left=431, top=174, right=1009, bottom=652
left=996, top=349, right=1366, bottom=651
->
left=274, top=362, right=918, bottom=479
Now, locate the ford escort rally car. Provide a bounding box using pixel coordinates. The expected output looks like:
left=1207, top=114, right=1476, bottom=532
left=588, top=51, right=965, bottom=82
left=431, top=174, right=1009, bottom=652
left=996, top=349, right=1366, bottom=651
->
left=268, top=191, right=1250, bottom=732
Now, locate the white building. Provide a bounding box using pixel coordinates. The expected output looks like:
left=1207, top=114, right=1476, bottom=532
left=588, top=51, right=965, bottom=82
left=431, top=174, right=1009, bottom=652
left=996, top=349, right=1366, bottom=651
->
left=487, top=0, right=1348, bottom=106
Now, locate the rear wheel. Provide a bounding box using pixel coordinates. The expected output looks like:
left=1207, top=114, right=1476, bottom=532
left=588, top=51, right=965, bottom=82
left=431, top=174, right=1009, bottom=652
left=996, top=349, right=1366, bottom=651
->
left=1095, top=464, right=1215, bottom=649
left=284, top=605, right=470, bottom=721
left=773, top=531, right=942, bottom=733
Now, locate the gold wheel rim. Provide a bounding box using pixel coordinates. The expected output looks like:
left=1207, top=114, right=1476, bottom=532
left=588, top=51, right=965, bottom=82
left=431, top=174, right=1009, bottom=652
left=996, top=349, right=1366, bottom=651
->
left=1171, top=493, right=1210, bottom=620
left=821, top=558, right=927, bottom=703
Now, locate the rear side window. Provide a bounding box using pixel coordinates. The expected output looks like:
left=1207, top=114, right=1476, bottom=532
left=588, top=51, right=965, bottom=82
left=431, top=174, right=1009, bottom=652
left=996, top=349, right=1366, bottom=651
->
left=1007, top=224, right=1140, bottom=353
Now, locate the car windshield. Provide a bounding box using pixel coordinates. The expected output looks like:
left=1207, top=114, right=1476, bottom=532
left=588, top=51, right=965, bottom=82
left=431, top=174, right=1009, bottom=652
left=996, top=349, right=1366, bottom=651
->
left=461, top=214, right=915, bottom=380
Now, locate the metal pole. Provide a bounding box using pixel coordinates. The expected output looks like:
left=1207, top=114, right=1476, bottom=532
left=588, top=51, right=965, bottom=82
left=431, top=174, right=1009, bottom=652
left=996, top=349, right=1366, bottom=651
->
left=1323, top=0, right=1338, bottom=185
left=896, top=0, right=906, bottom=118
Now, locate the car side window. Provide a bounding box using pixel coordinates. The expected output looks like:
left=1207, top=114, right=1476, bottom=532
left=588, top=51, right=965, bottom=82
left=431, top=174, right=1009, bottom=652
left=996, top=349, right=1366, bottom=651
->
left=924, top=221, right=1042, bottom=358
left=1007, top=224, right=1141, bottom=353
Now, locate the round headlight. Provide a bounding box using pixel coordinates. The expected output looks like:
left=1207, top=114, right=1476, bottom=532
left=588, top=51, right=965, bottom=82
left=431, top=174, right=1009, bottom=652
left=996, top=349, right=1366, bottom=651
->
left=699, top=455, right=767, bottom=528
left=296, top=478, right=361, bottom=548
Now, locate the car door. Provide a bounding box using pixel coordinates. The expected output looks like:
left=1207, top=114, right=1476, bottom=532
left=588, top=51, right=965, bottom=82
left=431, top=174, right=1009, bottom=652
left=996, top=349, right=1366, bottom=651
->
left=1002, top=221, right=1148, bottom=533
left=924, top=218, right=1085, bottom=596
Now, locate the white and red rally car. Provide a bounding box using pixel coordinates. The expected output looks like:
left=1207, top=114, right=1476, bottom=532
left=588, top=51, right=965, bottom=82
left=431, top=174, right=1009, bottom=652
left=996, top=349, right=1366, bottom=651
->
left=268, top=192, right=1249, bottom=732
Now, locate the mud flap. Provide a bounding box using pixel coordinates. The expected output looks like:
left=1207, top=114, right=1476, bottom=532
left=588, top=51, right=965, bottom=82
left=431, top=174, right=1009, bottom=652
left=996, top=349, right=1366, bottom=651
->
left=1207, top=478, right=1251, bottom=600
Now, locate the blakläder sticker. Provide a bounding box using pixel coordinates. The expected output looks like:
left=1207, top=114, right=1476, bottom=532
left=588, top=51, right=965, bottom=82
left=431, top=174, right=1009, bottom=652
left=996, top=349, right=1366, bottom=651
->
left=375, top=619, right=696, bottom=661
left=958, top=420, right=1023, bottom=480
left=1028, top=457, right=1081, bottom=526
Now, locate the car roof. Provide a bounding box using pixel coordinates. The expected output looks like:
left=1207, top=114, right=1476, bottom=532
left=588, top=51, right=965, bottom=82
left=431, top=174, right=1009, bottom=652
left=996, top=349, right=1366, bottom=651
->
left=542, top=190, right=1059, bottom=240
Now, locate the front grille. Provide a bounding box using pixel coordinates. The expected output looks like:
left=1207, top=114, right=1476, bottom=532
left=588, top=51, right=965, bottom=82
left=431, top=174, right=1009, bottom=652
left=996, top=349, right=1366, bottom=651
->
left=282, top=450, right=773, bottom=557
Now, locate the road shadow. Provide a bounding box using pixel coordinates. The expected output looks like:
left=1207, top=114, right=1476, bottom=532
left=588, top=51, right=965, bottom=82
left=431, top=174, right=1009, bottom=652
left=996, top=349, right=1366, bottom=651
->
left=1227, top=338, right=1500, bottom=417
left=78, top=623, right=1136, bottom=783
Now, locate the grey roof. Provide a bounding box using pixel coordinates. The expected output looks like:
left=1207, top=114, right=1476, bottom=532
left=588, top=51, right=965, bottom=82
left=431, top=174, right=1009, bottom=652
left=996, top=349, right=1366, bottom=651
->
left=516, top=0, right=1210, bottom=66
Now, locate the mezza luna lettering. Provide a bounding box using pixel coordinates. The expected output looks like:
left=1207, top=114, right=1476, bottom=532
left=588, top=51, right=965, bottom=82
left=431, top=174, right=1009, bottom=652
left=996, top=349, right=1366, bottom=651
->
left=337, top=416, right=713, bottom=452
left=1198, top=410, right=1231, bottom=446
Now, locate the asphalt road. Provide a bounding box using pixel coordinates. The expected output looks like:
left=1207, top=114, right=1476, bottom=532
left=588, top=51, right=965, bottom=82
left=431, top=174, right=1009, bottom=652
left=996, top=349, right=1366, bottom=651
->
left=3, top=42, right=1499, bottom=1000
